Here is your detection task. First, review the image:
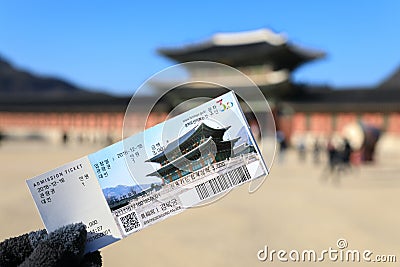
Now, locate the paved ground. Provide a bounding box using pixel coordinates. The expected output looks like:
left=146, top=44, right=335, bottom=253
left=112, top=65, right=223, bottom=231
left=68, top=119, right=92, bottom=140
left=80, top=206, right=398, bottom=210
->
left=0, top=140, right=399, bottom=266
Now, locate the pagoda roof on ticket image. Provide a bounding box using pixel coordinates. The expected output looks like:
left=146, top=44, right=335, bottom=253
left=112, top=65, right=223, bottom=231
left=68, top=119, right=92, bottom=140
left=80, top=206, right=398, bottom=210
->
left=147, top=122, right=230, bottom=164
left=145, top=136, right=239, bottom=178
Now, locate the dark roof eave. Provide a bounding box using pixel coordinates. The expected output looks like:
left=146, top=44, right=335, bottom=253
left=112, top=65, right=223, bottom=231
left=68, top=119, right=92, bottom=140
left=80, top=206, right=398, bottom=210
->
left=287, top=101, right=400, bottom=113
left=159, top=42, right=325, bottom=68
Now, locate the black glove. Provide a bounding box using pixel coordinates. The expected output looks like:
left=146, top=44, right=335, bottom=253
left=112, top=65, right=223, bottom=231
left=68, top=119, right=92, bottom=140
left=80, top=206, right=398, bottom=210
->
left=0, top=223, right=102, bottom=267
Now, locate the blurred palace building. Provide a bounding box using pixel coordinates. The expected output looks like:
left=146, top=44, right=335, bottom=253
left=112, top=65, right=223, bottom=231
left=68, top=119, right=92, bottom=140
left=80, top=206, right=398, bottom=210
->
left=0, top=28, right=399, bottom=147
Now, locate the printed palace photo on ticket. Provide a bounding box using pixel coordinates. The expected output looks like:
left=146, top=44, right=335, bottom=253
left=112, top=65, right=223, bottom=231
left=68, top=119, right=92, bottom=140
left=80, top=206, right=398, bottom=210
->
left=89, top=91, right=269, bottom=237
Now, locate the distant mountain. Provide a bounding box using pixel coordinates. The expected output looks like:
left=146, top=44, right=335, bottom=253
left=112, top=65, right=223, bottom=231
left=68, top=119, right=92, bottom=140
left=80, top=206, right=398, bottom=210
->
left=102, top=183, right=161, bottom=202
left=0, top=54, right=109, bottom=98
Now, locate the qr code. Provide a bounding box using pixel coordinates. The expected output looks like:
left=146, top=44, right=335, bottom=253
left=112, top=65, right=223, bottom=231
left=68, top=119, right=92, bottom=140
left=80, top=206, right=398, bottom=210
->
left=118, top=211, right=142, bottom=235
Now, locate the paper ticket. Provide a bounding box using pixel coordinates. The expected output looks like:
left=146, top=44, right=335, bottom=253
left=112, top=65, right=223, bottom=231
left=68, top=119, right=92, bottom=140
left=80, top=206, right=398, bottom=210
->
left=26, top=91, right=269, bottom=252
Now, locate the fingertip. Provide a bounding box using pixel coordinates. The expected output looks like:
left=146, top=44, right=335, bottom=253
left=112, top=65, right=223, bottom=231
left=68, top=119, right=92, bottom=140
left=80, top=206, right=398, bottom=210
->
left=80, top=250, right=102, bottom=267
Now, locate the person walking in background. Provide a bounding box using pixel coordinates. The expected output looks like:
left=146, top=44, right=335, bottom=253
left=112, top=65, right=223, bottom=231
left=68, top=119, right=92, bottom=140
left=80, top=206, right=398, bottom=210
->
left=342, top=138, right=352, bottom=170
left=276, top=131, right=287, bottom=163
left=62, top=132, right=69, bottom=145
left=297, top=138, right=306, bottom=162
left=0, top=130, right=3, bottom=147
left=313, top=138, right=322, bottom=164
left=327, top=138, right=337, bottom=172
left=324, top=137, right=353, bottom=180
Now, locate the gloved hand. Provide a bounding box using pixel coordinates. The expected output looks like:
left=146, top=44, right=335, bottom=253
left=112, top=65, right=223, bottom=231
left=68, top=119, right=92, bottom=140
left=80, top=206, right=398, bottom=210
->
left=0, top=223, right=102, bottom=267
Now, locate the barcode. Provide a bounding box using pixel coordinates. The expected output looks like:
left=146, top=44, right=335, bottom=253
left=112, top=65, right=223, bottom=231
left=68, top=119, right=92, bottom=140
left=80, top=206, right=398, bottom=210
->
left=195, top=165, right=251, bottom=201
left=118, top=210, right=141, bottom=235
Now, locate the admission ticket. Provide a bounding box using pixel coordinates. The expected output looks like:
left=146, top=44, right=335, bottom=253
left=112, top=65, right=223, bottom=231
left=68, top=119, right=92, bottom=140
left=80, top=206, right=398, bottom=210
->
left=27, top=91, right=269, bottom=252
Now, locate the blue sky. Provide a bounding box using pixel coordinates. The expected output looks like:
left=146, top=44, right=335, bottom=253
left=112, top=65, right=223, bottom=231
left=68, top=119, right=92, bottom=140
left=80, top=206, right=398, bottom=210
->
left=1, top=1, right=399, bottom=96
